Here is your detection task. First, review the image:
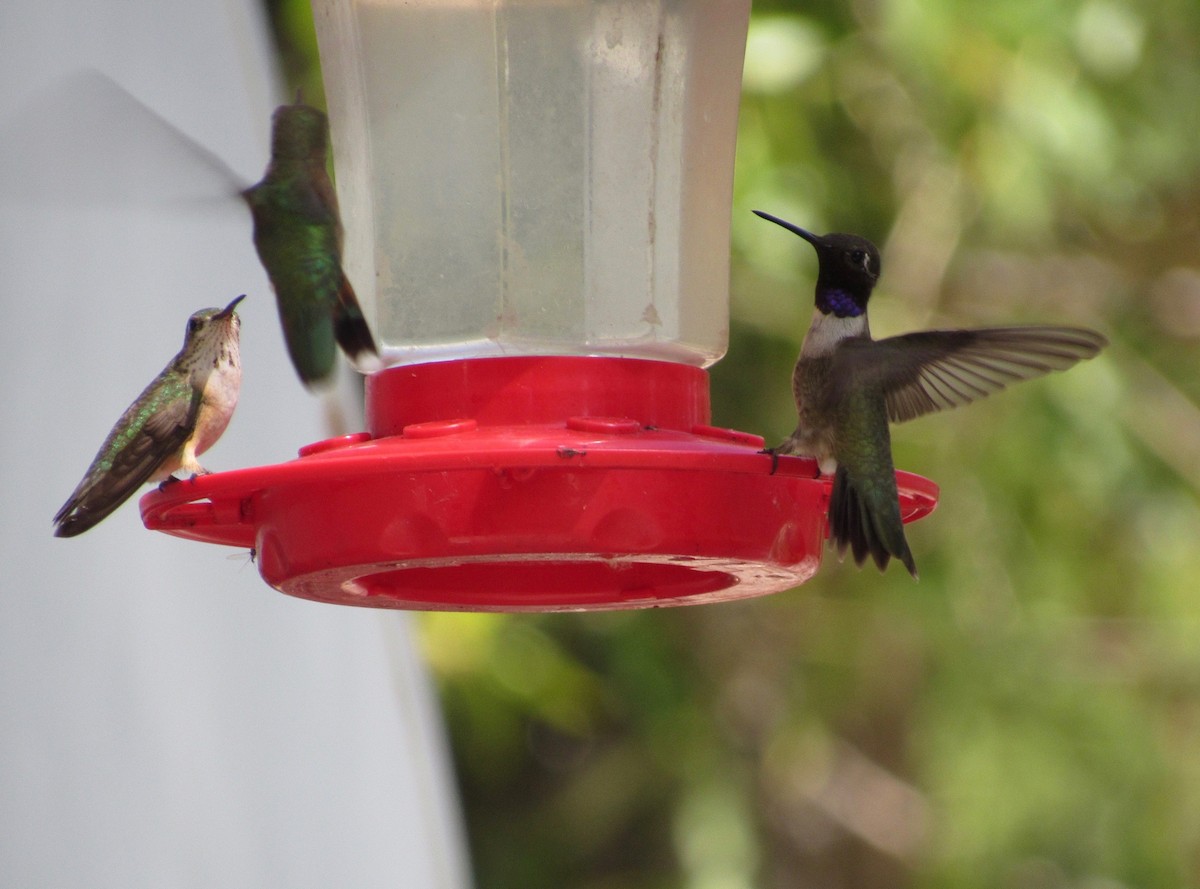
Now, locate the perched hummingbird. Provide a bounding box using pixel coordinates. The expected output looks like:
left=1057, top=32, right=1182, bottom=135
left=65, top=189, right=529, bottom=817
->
left=754, top=211, right=1108, bottom=578
left=241, top=101, right=379, bottom=386
left=53, top=296, right=245, bottom=538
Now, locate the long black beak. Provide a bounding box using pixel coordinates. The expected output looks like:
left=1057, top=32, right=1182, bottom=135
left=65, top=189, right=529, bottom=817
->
left=216, top=294, right=246, bottom=319
left=753, top=210, right=821, bottom=246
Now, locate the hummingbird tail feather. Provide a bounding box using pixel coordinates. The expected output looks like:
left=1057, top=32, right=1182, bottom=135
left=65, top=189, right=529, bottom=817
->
left=828, top=466, right=918, bottom=579
left=334, top=277, right=380, bottom=366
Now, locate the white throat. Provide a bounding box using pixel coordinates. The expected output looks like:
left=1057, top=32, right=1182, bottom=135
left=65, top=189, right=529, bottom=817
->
left=800, top=309, right=869, bottom=358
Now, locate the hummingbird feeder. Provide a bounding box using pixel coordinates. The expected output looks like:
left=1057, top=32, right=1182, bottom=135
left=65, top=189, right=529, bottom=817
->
left=141, top=0, right=938, bottom=611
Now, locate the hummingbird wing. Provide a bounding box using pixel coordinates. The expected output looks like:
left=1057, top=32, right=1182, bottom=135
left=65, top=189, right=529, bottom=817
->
left=53, top=382, right=201, bottom=537
left=1, top=69, right=247, bottom=206
left=841, top=326, right=1108, bottom=424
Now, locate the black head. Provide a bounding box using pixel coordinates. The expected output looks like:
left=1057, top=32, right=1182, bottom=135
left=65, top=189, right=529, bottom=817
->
left=754, top=211, right=881, bottom=317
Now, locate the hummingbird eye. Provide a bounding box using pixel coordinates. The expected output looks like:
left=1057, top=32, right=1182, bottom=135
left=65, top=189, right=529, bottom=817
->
left=848, top=248, right=877, bottom=275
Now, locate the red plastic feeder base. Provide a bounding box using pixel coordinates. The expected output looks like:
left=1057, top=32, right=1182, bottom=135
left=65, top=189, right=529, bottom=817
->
left=140, top=357, right=938, bottom=611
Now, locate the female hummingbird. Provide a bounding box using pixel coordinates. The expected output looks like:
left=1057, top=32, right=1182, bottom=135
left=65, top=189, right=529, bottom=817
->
left=53, top=296, right=244, bottom=537
left=240, top=101, right=378, bottom=386
left=9, top=73, right=378, bottom=386
left=754, top=211, right=1108, bottom=578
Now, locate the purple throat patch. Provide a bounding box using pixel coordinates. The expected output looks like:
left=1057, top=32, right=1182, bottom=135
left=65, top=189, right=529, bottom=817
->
left=822, top=288, right=863, bottom=318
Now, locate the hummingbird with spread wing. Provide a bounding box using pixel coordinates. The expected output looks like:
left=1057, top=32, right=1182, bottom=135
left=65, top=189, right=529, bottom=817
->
left=755, top=211, right=1108, bottom=578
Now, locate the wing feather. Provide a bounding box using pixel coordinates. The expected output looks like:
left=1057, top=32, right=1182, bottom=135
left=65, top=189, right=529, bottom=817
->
left=838, top=326, right=1107, bottom=423
left=54, top=383, right=200, bottom=537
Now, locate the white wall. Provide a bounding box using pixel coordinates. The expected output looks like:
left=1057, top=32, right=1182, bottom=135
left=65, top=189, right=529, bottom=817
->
left=0, top=1, right=470, bottom=886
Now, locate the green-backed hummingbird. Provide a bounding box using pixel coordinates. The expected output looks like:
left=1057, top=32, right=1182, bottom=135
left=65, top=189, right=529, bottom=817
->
left=241, top=101, right=378, bottom=386
left=754, top=211, right=1108, bottom=578
left=53, top=296, right=245, bottom=537
left=6, top=72, right=378, bottom=386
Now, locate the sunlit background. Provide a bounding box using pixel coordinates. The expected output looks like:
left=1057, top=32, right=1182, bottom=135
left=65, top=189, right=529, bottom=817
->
left=378, top=0, right=1200, bottom=886
left=7, top=0, right=1200, bottom=885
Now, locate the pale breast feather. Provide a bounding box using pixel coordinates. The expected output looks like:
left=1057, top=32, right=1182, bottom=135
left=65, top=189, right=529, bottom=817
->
left=800, top=310, right=870, bottom=359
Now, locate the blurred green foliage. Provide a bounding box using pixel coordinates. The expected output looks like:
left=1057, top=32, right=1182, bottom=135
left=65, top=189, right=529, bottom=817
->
left=270, top=0, right=1200, bottom=886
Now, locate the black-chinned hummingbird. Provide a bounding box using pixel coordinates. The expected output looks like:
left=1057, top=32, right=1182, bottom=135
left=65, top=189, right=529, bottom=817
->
left=754, top=211, right=1108, bottom=579
left=53, top=296, right=245, bottom=537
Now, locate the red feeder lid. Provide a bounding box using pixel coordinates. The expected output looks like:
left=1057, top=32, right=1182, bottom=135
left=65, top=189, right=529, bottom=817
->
left=140, top=357, right=938, bottom=611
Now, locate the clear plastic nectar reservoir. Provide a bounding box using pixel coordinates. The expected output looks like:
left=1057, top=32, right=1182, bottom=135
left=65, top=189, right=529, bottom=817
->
left=314, top=0, right=749, bottom=368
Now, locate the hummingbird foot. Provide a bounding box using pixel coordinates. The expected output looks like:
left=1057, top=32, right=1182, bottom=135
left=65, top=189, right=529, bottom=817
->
left=759, top=447, right=825, bottom=478
left=759, top=447, right=780, bottom=475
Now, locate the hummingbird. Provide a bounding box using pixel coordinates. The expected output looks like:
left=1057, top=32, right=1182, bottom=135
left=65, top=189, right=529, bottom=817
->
left=53, top=296, right=245, bottom=538
left=4, top=72, right=378, bottom=386
left=754, top=211, right=1108, bottom=578
left=241, top=100, right=379, bottom=386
